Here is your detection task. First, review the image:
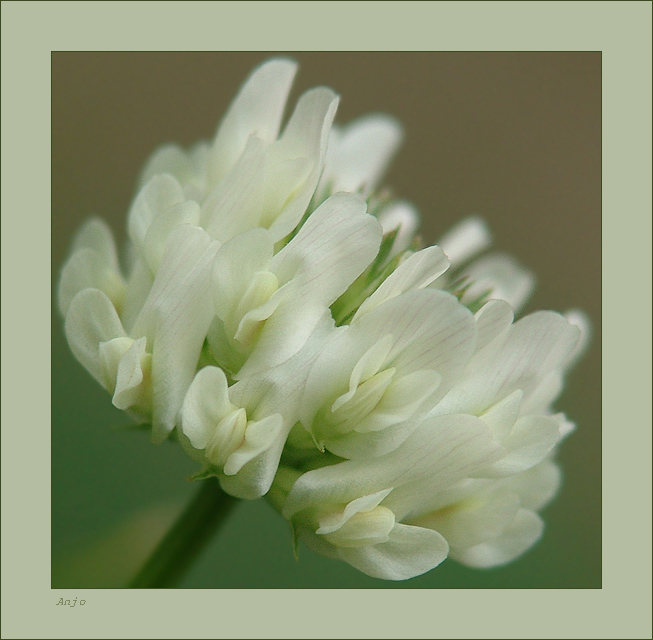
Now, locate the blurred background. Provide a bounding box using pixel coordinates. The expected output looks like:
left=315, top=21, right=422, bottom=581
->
left=52, top=52, right=600, bottom=588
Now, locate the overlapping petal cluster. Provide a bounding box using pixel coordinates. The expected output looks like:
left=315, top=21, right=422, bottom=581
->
left=59, top=58, right=588, bottom=580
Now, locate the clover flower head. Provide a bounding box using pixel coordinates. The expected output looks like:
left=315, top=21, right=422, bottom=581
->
left=59, top=57, right=589, bottom=580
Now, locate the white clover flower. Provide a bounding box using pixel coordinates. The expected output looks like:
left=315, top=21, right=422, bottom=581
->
left=59, top=57, right=588, bottom=582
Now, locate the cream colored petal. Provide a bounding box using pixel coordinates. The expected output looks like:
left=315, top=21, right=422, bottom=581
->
left=237, top=194, right=381, bottom=378
left=127, top=174, right=186, bottom=257
left=58, top=248, right=124, bottom=316
left=132, top=225, right=220, bottom=442
left=338, top=523, right=449, bottom=581
left=64, top=288, right=126, bottom=388
left=284, top=413, right=503, bottom=521
left=219, top=414, right=290, bottom=500
left=451, top=508, right=544, bottom=568
left=437, top=217, right=491, bottom=267
left=353, top=245, right=450, bottom=320
left=209, top=58, right=298, bottom=182
left=460, top=252, right=535, bottom=314
left=318, top=113, right=403, bottom=198
left=71, top=217, right=121, bottom=272
left=265, top=87, right=339, bottom=241
left=180, top=366, right=234, bottom=451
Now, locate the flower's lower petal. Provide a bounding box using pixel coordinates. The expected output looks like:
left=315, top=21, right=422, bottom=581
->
left=357, top=289, right=476, bottom=386
left=451, top=508, right=544, bottom=568
left=338, top=523, right=449, bottom=581
left=219, top=414, right=289, bottom=499
left=412, top=491, right=521, bottom=550
left=477, top=389, right=523, bottom=441
left=64, top=288, right=126, bottom=387
left=284, top=413, right=504, bottom=521
left=503, top=457, right=562, bottom=512
left=316, top=489, right=393, bottom=535
left=180, top=366, right=233, bottom=450
left=112, top=336, right=151, bottom=412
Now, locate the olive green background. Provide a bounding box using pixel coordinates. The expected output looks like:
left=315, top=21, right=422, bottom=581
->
left=51, top=52, right=601, bottom=589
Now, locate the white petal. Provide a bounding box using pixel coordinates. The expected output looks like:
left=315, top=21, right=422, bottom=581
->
left=209, top=58, right=298, bottom=182
left=201, top=135, right=267, bottom=242
left=71, top=217, right=120, bottom=272
left=300, top=289, right=475, bottom=449
left=452, top=508, right=544, bottom=568
left=331, top=336, right=394, bottom=412
left=460, top=253, right=535, bottom=314
left=127, top=174, right=186, bottom=257
left=139, top=144, right=193, bottom=191
left=180, top=366, right=233, bottom=450
left=219, top=414, right=290, bottom=499
left=237, top=194, right=381, bottom=378
left=212, top=227, right=275, bottom=327
left=284, top=413, right=503, bottom=521
left=322, top=506, right=396, bottom=548
left=142, top=200, right=201, bottom=272
left=316, top=489, right=393, bottom=535
left=563, top=309, right=592, bottom=368
left=353, top=245, right=450, bottom=320
left=112, top=336, right=151, bottom=411
left=473, top=299, right=514, bottom=353
left=504, top=458, right=562, bottom=511
left=478, top=389, right=523, bottom=441
left=381, top=416, right=507, bottom=520
left=338, top=523, right=449, bottom=581
left=437, top=217, right=491, bottom=267
left=472, top=412, right=560, bottom=499
left=519, top=370, right=564, bottom=415
left=265, top=87, right=339, bottom=240
left=318, top=114, right=403, bottom=198
left=98, top=336, right=134, bottom=394
left=435, top=310, right=581, bottom=416
left=132, top=225, right=220, bottom=442
left=412, top=491, right=521, bottom=550
left=64, top=288, right=126, bottom=387
left=355, top=289, right=476, bottom=384
left=58, top=248, right=124, bottom=316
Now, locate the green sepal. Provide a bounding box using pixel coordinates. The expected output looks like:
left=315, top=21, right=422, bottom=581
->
left=188, top=464, right=221, bottom=482
left=291, top=522, right=300, bottom=561
left=371, top=227, right=400, bottom=272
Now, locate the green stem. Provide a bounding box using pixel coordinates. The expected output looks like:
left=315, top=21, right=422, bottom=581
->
left=128, top=478, right=238, bottom=588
